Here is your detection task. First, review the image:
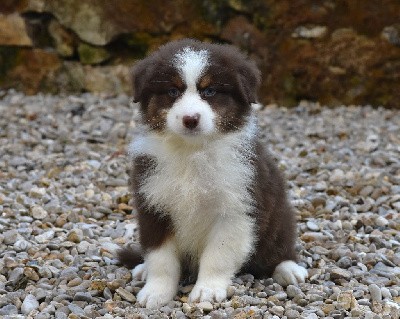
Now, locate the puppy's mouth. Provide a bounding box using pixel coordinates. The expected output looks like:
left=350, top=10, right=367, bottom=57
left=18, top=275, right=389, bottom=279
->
left=176, top=127, right=205, bottom=139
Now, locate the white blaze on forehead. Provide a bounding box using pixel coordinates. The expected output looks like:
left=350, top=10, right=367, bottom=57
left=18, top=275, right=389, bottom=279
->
left=173, top=47, right=209, bottom=87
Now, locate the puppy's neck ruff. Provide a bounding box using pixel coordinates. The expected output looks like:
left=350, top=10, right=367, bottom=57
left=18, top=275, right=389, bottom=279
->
left=129, top=114, right=258, bottom=217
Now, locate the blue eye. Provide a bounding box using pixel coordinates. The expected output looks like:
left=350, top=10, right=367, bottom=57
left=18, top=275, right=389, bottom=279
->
left=168, top=88, right=181, bottom=98
left=202, top=87, right=216, bottom=97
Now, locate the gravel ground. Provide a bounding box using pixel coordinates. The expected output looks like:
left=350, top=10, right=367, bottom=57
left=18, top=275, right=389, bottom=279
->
left=0, top=90, right=399, bottom=319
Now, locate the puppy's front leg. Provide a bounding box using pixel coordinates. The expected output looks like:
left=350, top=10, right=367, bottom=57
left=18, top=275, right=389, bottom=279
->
left=189, top=217, right=254, bottom=303
left=137, top=238, right=180, bottom=309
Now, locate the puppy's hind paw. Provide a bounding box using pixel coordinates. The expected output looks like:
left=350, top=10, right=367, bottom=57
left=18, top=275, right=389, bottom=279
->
left=272, top=260, right=308, bottom=286
left=132, top=263, right=147, bottom=281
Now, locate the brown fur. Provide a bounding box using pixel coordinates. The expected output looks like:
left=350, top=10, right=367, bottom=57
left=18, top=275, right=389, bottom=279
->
left=242, top=141, right=297, bottom=277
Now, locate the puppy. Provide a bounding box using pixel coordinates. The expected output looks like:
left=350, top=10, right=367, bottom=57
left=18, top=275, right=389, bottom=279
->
left=118, top=39, right=307, bottom=309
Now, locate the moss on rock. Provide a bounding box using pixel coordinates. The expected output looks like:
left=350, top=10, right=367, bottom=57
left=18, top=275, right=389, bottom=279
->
left=78, top=42, right=110, bottom=65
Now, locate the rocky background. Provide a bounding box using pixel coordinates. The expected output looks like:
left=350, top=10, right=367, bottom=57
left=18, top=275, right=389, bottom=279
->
left=1, top=0, right=400, bottom=108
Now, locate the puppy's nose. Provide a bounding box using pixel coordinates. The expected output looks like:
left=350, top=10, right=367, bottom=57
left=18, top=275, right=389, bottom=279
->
left=182, top=114, right=200, bottom=129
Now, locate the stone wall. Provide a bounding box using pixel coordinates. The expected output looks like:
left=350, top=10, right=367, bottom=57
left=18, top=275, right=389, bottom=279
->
left=1, top=0, right=399, bottom=107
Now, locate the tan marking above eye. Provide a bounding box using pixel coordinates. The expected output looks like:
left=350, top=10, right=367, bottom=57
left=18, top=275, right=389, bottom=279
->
left=171, top=75, right=185, bottom=90
left=198, top=74, right=212, bottom=89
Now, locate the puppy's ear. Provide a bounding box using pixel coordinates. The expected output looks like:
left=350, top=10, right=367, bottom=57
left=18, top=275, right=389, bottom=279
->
left=131, top=59, right=153, bottom=103
left=237, top=60, right=261, bottom=105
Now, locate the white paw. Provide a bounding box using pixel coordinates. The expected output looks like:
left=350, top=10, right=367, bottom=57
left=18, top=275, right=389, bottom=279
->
left=132, top=263, right=147, bottom=281
left=272, top=260, right=308, bottom=286
left=188, top=283, right=227, bottom=303
left=137, top=283, right=176, bottom=309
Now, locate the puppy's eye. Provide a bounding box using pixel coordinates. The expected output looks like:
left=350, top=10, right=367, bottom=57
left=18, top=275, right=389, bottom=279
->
left=168, top=88, right=181, bottom=98
left=201, top=87, right=216, bottom=98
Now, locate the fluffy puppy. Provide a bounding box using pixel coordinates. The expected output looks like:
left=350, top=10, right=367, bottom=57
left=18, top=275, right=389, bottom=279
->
left=119, top=39, right=307, bottom=309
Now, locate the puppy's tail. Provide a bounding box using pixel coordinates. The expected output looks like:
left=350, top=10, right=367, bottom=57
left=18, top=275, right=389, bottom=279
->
left=117, top=244, right=144, bottom=269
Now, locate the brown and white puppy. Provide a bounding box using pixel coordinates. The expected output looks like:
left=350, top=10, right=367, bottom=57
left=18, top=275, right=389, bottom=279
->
left=119, top=39, right=307, bottom=309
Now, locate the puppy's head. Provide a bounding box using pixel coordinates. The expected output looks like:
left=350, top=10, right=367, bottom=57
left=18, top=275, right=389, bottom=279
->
left=132, top=39, right=261, bottom=138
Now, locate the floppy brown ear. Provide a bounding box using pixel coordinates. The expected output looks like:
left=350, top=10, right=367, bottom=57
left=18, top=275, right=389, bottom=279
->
left=131, top=59, right=153, bottom=103
left=237, top=60, right=261, bottom=105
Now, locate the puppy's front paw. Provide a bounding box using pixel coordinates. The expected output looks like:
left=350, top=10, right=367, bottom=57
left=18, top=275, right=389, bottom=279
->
left=272, top=260, right=308, bottom=286
left=137, top=283, right=176, bottom=309
left=132, top=263, right=147, bottom=281
left=188, top=283, right=227, bottom=303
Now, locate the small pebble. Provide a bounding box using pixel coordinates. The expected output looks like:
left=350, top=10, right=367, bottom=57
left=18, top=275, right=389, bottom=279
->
left=21, top=294, right=39, bottom=315
left=369, top=284, right=382, bottom=302
left=73, top=292, right=93, bottom=303
left=67, top=277, right=83, bottom=287
left=30, top=206, right=48, bottom=219
left=306, top=220, right=320, bottom=231
left=197, top=301, right=213, bottom=312
left=0, top=304, right=18, bottom=315
left=286, top=285, right=303, bottom=298
left=115, top=287, right=136, bottom=302
left=270, top=306, right=285, bottom=317
left=68, top=304, right=85, bottom=316
left=329, top=268, right=352, bottom=281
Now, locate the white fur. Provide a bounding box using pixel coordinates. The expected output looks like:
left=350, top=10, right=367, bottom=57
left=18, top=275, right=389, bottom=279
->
left=136, top=239, right=180, bottom=309
left=173, top=47, right=209, bottom=88
left=167, top=47, right=214, bottom=136
left=272, top=260, right=308, bottom=286
left=188, top=214, right=255, bottom=303
left=132, top=263, right=147, bottom=281
left=129, top=115, right=258, bottom=307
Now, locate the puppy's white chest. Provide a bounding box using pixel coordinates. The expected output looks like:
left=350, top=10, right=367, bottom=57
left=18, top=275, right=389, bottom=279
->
left=131, top=129, right=257, bottom=255
left=139, top=140, right=253, bottom=213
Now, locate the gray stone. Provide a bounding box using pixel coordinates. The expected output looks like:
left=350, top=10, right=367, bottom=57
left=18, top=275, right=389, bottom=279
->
left=3, top=229, right=19, bottom=245
left=9, top=267, right=24, bottom=283
left=274, top=291, right=288, bottom=301
left=59, top=267, right=79, bottom=280
left=55, top=311, right=69, bottom=318
left=0, top=304, right=18, bottom=315
left=286, top=285, right=303, bottom=298
left=369, top=284, right=382, bottom=302
left=381, top=287, right=392, bottom=300
left=31, top=205, right=48, bottom=219
left=285, top=309, right=300, bottom=319
left=73, top=292, right=93, bottom=303
left=329, top=268, right=352, bottom=281
left=67, top=304, right=85, bottom=316
left=306, top=220, right=320, bottom=231
left=21, top=294, right=39, bottom=315
left=270, top=306, right=285, bottom=316
left=197, top=301, right=213, bottom=312
left=35, top=230, right=55, bottom=243
left=115, top=287, right=136, bottom=302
